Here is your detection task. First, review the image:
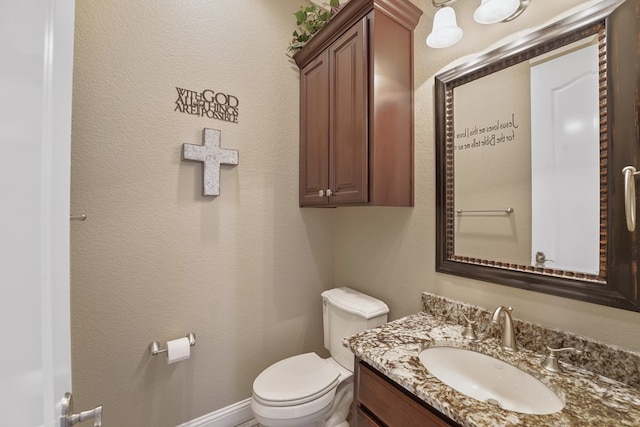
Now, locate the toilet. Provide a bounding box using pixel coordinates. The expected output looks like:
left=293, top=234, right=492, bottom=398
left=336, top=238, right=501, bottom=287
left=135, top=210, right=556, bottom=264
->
left=251, top=287, right=389, bottom=427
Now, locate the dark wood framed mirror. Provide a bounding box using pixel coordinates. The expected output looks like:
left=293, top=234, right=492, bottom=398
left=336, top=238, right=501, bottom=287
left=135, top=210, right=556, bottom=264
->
left=435, top=0, right=640, bottom=312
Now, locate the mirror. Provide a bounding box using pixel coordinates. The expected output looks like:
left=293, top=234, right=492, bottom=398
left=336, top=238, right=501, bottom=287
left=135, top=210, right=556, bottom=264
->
left=453, top=34, right=602, bottom=277
left=435, top=0, right=640, bottom=312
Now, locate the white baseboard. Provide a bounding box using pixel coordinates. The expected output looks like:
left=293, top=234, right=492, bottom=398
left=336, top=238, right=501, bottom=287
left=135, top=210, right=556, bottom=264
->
left=177, top=398, right=254, bottom=427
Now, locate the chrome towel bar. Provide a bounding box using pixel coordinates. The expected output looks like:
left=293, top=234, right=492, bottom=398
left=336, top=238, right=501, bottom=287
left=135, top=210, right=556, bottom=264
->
left=623, top=166, right=640, bottom=232
left=456, top=208, right=514, bottom=215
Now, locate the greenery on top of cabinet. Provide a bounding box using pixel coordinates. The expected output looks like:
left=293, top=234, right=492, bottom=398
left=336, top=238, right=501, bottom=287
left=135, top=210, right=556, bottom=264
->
left=288, top=0, right=341, bottom=56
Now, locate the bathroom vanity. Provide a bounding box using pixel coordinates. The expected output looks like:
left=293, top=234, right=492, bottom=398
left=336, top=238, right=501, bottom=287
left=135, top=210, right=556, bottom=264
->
left=354, top=360, right=455, bottom=426
left=346, top=293, right=640, bottom=426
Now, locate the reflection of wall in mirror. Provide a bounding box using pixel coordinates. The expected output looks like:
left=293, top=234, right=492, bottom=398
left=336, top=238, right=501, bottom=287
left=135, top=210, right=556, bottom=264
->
left=453, top=62, right=531, bottom=265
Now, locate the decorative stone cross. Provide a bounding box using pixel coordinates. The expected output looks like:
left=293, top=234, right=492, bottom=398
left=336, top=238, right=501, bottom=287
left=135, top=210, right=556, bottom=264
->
left=182, top=128, right=239, bottom=196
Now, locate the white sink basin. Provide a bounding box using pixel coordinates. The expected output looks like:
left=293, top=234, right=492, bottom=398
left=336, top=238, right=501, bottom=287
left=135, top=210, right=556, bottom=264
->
left=419, top=346, right=564, bottom=415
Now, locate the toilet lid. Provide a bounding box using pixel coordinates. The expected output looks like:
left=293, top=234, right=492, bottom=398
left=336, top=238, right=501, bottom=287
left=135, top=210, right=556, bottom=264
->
left=253, top=353, right=340, bottom=406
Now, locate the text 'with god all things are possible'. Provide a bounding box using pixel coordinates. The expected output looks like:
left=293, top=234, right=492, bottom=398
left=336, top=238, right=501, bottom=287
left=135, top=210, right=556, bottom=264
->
left=174, top=87, right=239, bottom=124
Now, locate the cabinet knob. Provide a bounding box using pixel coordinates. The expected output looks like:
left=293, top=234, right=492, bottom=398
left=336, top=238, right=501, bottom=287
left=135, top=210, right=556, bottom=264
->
left=326, top=189, right=333, bottom=196
left=319, top=189, right=325, bottom=197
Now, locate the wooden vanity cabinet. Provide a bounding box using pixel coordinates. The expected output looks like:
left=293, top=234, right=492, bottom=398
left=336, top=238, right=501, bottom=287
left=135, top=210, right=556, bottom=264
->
left=353, top=359, right=459, bottom=427
left=294, top=0, right=422, bottom=207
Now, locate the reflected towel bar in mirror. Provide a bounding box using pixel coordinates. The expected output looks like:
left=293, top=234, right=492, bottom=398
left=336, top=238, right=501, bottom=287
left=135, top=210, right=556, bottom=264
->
left=456, top=208, right=514, bottom=215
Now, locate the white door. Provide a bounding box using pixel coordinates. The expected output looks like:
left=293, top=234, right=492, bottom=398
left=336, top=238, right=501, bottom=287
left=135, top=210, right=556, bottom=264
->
left=530, top=43, right=600, bottom=275
left=0, top=0, right=75, bottom=425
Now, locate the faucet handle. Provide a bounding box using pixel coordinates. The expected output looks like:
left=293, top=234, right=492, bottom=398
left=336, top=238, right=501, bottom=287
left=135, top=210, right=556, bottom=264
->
left=461, top=313, right=478, bottom=341
left=541, top=346, right=583, bottom=373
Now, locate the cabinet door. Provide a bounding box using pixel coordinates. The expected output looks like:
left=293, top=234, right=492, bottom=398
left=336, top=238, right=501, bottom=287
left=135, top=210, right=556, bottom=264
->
left=356, top=362, right=455, bottom=427
left=300, top=51, right=330, bottom=206
left=328, top=18, right=368, bottom=204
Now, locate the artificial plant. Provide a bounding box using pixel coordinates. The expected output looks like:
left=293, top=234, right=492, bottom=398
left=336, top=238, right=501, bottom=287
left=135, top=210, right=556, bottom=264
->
left=288, top=0, right=342, bottom=56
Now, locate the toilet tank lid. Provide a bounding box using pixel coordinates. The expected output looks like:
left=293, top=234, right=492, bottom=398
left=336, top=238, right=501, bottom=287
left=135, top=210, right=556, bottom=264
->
left=321, top=287, right=389, bottom=319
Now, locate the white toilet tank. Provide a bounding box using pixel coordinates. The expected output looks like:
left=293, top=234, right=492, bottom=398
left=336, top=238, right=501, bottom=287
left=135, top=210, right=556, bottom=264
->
left=321, top=287, right=389, bottom=371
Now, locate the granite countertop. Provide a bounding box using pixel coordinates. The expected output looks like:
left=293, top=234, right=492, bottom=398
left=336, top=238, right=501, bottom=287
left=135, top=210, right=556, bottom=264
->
left=345, top=307, right=640, bottom=426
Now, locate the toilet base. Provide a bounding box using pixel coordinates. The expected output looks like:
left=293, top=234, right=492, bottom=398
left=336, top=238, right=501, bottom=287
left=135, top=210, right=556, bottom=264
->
left=252, top=404, right=330, bottom=427
left=251, top=380, right=353, bottom=427
left=322, top=381, right=353, bottom=427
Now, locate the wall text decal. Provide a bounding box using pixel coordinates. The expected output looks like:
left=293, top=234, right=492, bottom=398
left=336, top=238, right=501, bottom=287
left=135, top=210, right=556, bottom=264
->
left=454, top=113, right=520, bottom=151
left=175, top=87, right=239, bottom=123
left=182, top=128, right=239, bottom=196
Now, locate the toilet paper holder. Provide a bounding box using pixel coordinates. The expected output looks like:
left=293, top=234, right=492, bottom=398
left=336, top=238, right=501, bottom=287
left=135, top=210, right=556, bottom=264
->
left=149, top=332, right=196, bottom=356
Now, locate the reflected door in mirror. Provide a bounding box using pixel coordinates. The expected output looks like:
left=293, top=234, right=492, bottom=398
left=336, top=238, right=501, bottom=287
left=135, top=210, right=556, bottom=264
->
left=530, top=43, right=600, bottom=275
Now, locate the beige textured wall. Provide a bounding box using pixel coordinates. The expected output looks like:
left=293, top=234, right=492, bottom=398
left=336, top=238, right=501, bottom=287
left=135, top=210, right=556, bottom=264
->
left=70, top=1, right=334, bottom=425
left=70, top=0, right=640, bottom=425
left=334, top=0, right=640, bottom=351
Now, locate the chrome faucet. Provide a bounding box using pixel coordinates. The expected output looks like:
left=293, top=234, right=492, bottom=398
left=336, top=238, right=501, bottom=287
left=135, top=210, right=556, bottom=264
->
left=491, top=306, right=518, bottom=351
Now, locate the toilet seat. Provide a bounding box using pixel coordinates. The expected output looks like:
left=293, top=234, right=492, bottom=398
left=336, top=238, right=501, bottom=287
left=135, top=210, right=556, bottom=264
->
left=253, top=352, right=340, bottom=407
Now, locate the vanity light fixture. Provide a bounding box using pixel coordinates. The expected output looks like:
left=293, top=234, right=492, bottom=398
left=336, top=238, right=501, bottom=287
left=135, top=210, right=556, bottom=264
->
left=427, top=0, right=531, bottom=48
left=427, top=7, right=463, bottom=48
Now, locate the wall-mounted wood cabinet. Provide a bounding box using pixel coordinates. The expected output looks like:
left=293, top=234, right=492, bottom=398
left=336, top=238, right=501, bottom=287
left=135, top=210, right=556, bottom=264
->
left=294, top=0, right=422, bottom=207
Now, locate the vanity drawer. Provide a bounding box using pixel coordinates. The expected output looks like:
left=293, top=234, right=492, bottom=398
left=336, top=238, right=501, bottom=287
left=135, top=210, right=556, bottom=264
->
left=355, top=407, right=383, bottom=426
left=355, top=362, right=455, bottom=427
